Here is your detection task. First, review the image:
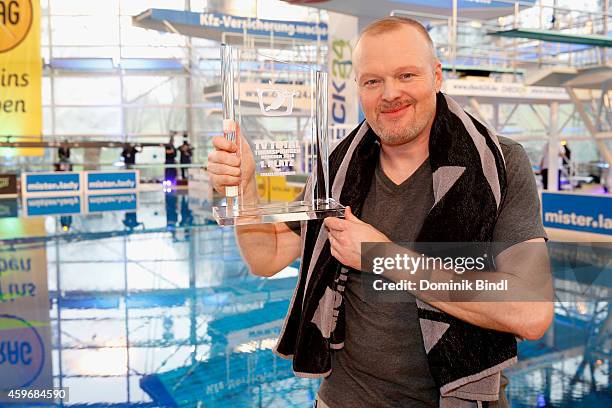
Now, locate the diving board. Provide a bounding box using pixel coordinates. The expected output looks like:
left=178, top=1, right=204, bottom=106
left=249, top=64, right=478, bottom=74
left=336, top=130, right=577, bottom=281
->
left=525, top=67, right=578, bottom=87
left=563, top=65, right=612, bottom=89
left=488, top=28, right=612, bottom=48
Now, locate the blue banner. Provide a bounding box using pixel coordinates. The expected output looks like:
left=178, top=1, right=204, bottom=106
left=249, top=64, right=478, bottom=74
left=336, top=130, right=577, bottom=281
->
left=86, top=171, right=138, bottom=192
left=542, top=192, right=612, bottom=235
left=25, top=196, right=81, bottom=216
left=198, top=11, right=327, bottom=41
left=137, top=9, right=328, bottom=41
left=23, top=173, right=81, bottom=195
left=87, top=193, right=138, bottom=213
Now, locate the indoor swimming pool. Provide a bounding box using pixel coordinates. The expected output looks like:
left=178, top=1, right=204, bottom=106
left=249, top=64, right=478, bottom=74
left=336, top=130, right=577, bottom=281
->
left=0, top=191, right=610, bottom=407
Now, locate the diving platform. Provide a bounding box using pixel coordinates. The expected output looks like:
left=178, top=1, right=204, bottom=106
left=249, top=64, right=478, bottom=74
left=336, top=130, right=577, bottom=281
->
left=488, top=28, right=612, bottom=48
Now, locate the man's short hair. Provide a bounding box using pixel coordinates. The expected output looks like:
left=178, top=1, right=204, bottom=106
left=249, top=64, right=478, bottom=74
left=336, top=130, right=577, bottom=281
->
left=358, top=16, right=436, bottom=61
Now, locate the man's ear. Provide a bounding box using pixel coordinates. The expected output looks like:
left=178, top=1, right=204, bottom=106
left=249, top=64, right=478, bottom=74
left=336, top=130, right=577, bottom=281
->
left=433, top=60, right=443, bottom=93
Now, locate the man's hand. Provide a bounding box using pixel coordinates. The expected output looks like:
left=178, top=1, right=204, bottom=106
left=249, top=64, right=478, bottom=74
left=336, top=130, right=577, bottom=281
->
left=207, top=123, right=256, bottom=197
left=324, top=207, right=390, bottom=270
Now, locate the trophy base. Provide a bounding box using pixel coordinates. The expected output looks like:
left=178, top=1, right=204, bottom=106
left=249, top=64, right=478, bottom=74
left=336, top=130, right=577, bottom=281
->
left=213, top=198, right=345, bottom=226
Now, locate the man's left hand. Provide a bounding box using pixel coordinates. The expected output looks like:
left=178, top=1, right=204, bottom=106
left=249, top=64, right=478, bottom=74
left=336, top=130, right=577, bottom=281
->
left=324, top=206, right=390, bottom=270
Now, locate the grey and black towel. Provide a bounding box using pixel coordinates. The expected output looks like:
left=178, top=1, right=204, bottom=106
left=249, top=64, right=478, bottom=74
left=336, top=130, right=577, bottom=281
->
left=274, top=92, right=517, bottom=406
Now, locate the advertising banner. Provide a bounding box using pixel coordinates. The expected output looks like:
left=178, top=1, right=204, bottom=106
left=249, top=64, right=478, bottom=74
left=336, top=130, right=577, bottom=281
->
left=0, top=218, right=52, bottom=402
left=23, top=195, right=82, bottom=217
left=85, top=170, right=139, bottom=194
left=87, top=192, right=138, bottom=213
left=0, top=174, right=17, bottom=197
left=443, top=79, right=569, bottom=101
left=21, top=172, right=82, bottom=196
left=0, top=198, right=17, bottom=218
left=0, top=0, right=42, bottom=157
left=542, top=192, right=612, bottom=235
left=327, top=11, right=358, bottom=140
left=134, top=9, right=328, bottom=42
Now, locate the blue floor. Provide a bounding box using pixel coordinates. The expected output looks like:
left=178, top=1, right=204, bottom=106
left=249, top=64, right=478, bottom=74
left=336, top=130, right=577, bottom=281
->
left=0, top=191, right=610, bottom=406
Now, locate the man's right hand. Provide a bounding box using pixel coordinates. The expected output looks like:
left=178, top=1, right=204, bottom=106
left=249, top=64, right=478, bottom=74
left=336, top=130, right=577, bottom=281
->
left=207, top=125, right=256, bottom=196
left=208, top=124, right=301, bottom=277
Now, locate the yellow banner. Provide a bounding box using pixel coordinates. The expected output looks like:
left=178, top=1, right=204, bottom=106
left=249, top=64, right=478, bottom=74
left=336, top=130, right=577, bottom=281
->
left=0, top=0, right=42, bottom=157
left=256, top=175, right=304, bottom=203
left=0, top=218, right=52, bottom=401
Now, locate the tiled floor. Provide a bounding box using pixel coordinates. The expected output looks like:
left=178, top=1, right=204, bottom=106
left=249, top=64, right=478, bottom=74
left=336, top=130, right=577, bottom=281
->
left=0, top=191, right=610, bottom=406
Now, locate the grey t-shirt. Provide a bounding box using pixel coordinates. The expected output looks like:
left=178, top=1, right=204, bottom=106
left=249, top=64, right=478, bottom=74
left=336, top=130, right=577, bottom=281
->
left=290, top=136, right=546, bottom=407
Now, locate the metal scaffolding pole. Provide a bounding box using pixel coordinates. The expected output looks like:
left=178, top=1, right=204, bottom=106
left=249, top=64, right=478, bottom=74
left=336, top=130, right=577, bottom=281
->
left=548, top=101, right=560, bottom=192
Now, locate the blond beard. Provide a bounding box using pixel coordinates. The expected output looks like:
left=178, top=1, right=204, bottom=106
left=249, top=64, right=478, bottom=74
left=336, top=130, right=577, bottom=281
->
left=370, top=109, right=434, bottom=146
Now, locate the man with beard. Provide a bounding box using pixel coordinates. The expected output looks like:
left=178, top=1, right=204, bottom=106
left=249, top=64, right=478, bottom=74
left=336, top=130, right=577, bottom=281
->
left=208, top=17, right=552, bottom=408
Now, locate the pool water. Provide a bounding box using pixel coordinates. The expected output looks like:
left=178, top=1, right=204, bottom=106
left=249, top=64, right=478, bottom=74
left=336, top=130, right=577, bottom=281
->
left=0, top=191, right=610, bottom=407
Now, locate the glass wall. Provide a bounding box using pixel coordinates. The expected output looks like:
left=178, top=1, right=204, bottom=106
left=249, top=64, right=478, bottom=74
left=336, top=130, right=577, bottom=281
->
left=3, top=0, right=607, bottom=181
left=36, top=0, right=204, bottom=171
left=0, top=0, right=328, bottom=175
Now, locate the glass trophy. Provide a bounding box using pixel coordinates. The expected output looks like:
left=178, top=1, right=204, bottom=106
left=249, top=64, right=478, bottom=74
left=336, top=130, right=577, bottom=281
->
left=212, top=44, right=345, bottom=226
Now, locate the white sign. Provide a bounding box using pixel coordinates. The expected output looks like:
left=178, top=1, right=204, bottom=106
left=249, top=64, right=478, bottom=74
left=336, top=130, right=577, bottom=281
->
left=240, top=83, right=311, bottom=112
left=443, top=79, right=569, bottom=101
left=327, top=12, right=359, bottom=131
left=256, top=88, right=297, bottom=116
left=253, top=139, right=301, bottom=176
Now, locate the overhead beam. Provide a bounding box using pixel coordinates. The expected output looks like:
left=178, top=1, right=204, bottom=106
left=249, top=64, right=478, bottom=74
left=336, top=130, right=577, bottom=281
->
left=0, top=141, right=168, bottom=149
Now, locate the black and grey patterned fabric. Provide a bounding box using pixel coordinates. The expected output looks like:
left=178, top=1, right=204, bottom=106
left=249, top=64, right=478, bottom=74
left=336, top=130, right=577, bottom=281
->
left=274, top=93, right=516, bottom=406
